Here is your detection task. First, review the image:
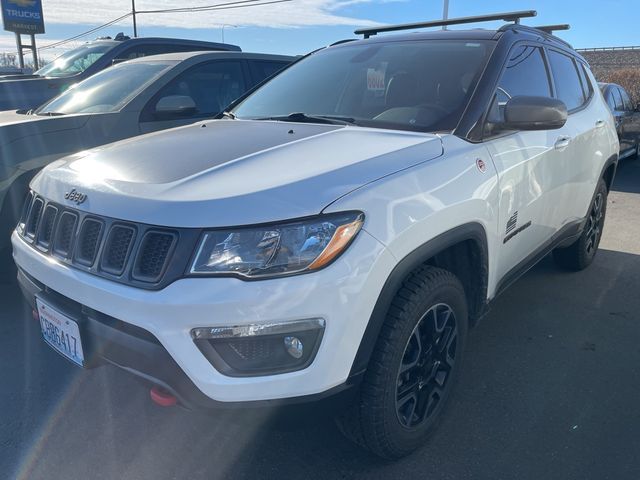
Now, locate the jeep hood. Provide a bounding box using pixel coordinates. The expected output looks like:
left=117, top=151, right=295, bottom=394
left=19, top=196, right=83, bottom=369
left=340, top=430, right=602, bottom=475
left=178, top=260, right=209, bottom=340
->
left=33, top=119, right=443, bottom=228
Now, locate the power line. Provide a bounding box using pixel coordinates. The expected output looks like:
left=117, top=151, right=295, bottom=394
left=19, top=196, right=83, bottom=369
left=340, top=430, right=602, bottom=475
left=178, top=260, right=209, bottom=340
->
left=137, top=0, right=266, bottom=14
left=138, top=0, right=292, bottom=15
left=37, top=0, right=292, bottom=54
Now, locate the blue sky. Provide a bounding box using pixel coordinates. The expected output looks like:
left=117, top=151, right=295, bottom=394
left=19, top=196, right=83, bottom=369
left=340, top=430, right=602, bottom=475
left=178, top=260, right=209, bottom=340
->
left=1, top=0, right=638, bottom=59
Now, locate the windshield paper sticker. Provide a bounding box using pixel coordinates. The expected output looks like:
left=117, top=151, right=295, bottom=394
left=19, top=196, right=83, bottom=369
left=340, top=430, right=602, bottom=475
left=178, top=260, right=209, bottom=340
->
left=367, top=62, right=388, bottom=95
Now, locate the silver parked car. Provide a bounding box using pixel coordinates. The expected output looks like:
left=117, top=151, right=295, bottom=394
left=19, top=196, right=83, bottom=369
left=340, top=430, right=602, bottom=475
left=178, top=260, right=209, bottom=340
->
left=0, top=51, right=293, bottom=261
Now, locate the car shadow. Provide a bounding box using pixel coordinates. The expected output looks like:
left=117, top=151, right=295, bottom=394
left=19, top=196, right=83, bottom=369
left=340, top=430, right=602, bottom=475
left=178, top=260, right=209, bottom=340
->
left=611, top=157, right=640, bottom=194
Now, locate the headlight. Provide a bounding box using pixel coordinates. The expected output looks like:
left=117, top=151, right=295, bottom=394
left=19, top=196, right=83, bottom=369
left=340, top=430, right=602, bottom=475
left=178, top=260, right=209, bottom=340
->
left=189, top=211, right=364, bottom=278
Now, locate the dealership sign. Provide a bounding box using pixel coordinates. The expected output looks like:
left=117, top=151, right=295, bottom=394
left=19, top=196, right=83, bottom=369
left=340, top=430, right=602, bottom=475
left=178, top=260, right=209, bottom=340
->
left=1, top=0, right=45, bottom=35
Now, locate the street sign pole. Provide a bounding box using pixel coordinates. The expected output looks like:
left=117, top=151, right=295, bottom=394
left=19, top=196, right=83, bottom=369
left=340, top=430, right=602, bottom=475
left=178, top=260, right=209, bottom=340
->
left=14, top=32, right=23, bottom=68
left=30, top=33, right=38, bottom=69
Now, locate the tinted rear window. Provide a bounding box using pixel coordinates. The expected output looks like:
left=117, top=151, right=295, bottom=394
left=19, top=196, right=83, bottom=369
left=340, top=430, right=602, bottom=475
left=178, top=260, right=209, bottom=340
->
left=548, top=50, right=586, bottom=111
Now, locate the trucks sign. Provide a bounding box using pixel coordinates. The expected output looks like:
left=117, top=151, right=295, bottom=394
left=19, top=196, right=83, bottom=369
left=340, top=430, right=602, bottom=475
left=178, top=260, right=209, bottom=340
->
left=1, top=0, right=45, bottom=35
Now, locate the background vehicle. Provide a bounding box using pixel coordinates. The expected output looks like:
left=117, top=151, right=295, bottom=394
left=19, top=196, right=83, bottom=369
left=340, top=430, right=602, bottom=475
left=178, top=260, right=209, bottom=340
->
left=600, top=82, right=640, bottom=158
left=0, top=34, right=241, bottom=111
left=0, top=51, right=292, bottom=265
left=12, top=11, right=618, bottom=459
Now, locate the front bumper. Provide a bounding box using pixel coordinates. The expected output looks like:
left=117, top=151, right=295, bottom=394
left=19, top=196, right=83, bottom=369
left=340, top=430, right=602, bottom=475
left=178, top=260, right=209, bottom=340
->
left=12, top=229, right=395, bottom=405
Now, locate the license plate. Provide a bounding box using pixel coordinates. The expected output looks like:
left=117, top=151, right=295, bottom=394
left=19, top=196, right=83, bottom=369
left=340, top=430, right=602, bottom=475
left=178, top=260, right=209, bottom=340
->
left=36, top=298, right=85, bottom=367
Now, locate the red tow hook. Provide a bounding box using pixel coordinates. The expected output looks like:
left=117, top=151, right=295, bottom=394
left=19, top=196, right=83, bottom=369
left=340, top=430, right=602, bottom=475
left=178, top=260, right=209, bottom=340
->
left=150, top=386, right=177, bottom=407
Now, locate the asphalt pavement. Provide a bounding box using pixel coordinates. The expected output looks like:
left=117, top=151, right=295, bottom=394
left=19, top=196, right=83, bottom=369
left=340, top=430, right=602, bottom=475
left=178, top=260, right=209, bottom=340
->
left=1, top=159, right=640, bottom=480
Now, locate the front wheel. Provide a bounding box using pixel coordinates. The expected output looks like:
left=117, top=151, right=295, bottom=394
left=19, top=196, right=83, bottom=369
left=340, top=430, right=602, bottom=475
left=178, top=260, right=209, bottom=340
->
left=336, top=266, right=468, bottom=459
left=553, top=178, right=608, bottom=271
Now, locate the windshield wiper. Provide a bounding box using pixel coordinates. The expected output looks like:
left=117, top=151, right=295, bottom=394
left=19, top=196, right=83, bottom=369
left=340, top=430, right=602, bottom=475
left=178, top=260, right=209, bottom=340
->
left=37, top=111, right=65, bottom=116
left=255, top=112, right=356, bottom=126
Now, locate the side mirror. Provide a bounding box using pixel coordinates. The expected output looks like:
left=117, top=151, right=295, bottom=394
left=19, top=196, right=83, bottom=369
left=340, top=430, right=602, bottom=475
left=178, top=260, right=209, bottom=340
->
left=154, top=95, right=197, bottom=118
left=502, top=96, right=568, bottom=131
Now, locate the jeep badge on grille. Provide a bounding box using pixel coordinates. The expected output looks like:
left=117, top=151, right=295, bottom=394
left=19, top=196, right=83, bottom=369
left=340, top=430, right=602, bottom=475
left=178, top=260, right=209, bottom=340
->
left=64, top=189, right=87, bottom=205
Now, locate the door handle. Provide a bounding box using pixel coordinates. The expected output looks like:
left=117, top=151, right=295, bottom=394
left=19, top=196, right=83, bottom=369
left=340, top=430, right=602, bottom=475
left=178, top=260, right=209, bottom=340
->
left=554, top=136, right=571, bottom=151
left=595, top=119, right=606, bottom=128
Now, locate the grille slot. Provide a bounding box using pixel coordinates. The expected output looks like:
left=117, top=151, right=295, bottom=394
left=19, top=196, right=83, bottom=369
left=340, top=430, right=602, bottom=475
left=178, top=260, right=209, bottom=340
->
left=25, top=197, right=44, bottom=238
left=53, top=211, right=78, bottom=258
left=18, top=191, right=34, bottom=232
left=133, top=231, right=176, bottom=282
left=36, top=205, right=58, bottom=248
left=101, top=224, right=136, bottom=275
left=74, top=218, right=103, bottom=266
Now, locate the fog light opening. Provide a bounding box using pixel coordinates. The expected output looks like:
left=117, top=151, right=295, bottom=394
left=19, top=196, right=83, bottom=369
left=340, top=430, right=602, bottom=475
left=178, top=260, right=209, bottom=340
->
left=284, top=336, right=304, bottom=359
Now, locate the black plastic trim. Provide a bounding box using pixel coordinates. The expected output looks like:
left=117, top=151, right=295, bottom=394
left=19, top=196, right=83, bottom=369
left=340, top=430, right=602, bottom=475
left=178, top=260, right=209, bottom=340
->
left=348, top=222, right=488, bottom=377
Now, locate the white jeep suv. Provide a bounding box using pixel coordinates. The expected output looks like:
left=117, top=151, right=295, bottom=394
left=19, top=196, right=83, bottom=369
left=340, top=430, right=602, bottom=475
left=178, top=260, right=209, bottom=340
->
left=12, top=12, right=618, bottom=459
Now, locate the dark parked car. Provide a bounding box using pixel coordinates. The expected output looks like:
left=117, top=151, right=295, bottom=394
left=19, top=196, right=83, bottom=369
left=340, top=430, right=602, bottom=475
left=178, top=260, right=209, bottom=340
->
left=0, top=34, right=241, bottom=111
left=600, top=82, right=640, bottom=158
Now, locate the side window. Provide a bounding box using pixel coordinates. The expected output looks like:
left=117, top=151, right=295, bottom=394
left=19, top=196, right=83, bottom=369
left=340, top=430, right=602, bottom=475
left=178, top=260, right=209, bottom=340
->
left=143, top=60, right=246, bottom=121
left=248, top=60, right=289, bottom=85
left=605, top=90, right=616, bottom=111
left=612, top=87, right=623, bottom=111
left=547, top=50, right=586, bottom=111
left=486, top=45, right=551, bottom=127
left=576, top=63, right=593, bottom=101
left=619, top=88, right=632, bottom=111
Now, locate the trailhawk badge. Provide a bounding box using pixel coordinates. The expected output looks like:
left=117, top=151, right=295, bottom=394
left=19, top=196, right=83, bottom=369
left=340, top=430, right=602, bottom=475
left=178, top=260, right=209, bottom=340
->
left=64, top=189, right=87, bottom=205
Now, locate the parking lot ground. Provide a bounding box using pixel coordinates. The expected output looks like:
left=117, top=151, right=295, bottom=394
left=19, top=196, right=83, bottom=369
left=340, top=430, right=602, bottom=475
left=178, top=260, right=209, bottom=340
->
left=1, top=159, right=640, bottom=480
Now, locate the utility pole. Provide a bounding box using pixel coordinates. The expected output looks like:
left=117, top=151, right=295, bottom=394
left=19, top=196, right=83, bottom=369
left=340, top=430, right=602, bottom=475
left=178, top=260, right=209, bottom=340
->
left=221, top=24, right=237, bottom=44
left=132, top=0, right=138, bottom=37
left=442, top=0, right=449, bottom=30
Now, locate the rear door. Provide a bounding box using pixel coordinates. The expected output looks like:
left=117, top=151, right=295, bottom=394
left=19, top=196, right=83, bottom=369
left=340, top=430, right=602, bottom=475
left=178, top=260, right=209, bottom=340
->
left=138, top=59, right=247, bottom=134
left=610, top=86, right=633, bottom=153
left=483, top=44, right=561, bottom=281
left=545, top=49, right=599, bottom=225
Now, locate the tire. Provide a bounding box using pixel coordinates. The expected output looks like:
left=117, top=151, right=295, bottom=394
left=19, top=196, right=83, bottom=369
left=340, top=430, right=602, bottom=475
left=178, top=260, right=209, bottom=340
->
left=336, top=266, right=468, bottom=459
left=553, top=178, right=608, bottom=271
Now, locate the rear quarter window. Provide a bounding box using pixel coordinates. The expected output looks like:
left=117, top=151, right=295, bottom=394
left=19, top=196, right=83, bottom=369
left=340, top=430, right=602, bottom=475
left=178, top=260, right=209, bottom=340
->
left=547, top=50, right=586, bottom=111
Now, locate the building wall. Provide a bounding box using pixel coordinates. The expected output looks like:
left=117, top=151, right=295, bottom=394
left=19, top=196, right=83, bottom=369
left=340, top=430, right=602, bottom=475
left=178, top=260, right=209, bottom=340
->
left=578, top=48, right=640, bottom=80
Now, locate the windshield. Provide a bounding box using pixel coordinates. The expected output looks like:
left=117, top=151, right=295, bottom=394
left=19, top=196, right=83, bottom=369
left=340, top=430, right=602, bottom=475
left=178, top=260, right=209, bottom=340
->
left=36, top=61, right=173, bottom=115
left=35, top=43, right=116, bottom=78
left=233, top=40, right=493, bottom=132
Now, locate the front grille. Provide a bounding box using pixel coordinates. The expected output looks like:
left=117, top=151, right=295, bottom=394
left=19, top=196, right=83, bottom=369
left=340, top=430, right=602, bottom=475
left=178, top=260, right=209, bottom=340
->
left=18, top=193, right=199, bottom=290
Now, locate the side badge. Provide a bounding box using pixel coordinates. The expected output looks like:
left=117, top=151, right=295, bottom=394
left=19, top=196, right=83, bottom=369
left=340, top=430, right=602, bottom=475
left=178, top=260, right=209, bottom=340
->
left=476, top=158, right=487, bottom=173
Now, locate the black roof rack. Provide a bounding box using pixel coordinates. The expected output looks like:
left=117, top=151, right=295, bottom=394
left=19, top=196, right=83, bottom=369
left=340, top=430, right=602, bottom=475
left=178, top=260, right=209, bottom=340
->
left=354, top=10, right=537, bottom=38
left=533, top=24, right=570, bottom=33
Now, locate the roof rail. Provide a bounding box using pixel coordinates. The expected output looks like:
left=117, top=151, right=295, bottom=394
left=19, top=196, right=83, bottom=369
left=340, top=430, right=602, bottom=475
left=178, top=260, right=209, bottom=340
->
left=354, top=10, right=537, bottom=38
left=533, top=24, right=570, bottom=33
